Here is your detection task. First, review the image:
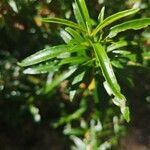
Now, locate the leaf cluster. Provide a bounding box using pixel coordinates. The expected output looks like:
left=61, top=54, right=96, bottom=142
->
left=19, top=0, right=150, bottom=123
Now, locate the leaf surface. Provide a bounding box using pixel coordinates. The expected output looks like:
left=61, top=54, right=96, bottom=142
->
left=109, top=18, right=150, bottom=38
left=44, top=67, right=76, bottom=93
left=91, top=8, right=139, bottom=36
left=65, top=27, right=84, bottom=43
left=77, top=0, right=92, bottom=30
left=53, top=107, right=85, bottom=127
left=92, top=43, right=130, bottom=122
left=59, top=56, right=87, bottom=66
left=98, top=7, right=105, bottom=23
left=60, top=29, right=72, bottom=43
left=73, top=1, right=86, bottom=27
left=107, top=40, right=128, bottom=52
left=23, top=62, right=57, bottom=74
left=18, top=45, right=86, bottom=67
left=42, top=17, right=85, bottom=32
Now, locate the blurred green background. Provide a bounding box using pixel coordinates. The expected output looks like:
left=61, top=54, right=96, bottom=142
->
left=0, top=0, right=150, bottom=149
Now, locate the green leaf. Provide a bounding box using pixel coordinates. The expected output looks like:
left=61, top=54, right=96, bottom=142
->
left=73, top=1, right=86, bottom=27
left=108, top=18, right=150, bottom=38
left=60, top=29, right=72, bottom=43
left=92, top=43, right=129, bottom=122
left=23, top=62, right=58, bottom=74
left=18, top=45, right=86, bottom=67
left=92, top=43, right=120, bottom=91
left=77, top=0, right=92, bottom=30
left=65, top=27, right=84, bottom=43
left=72, top=71, right=85, bottom=85
left=58, top=56, right=87, bottom=66
left=111, top=60, right=124, bottom=69
left=53, top=107, right=86, bottom=128
left=73, top=0, right=91, bottom=32
left=112, top=50, right=131, bottom=55
left=121, top=106, right=130, bottom=123
left=44, top=67, right=76, bottom=93
left=98, top=7, right=105, bottom=23
left=107, top=40, right=128, bottom=52
left=64, top=127, right=85, bottom=136
left=42, top=17, right=86, bottom=32
left=69, top=90, right=77, bottom=102
left=91, top=8, right=139, bottom=36
left=69, top=70, right=86, bottom=101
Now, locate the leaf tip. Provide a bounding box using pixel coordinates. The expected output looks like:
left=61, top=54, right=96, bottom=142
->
left=17, top=62, right=23, bottom=67
left=121, top=106, right=130, bottom=123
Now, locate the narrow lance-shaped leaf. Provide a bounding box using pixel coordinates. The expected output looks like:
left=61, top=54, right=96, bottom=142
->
left=112, top=50, right=131, bottom=55
left=92, top=43, right=120, bottom=91
left=42, top=17, right=86, bottom=32
left=18, top=45, right=86, bottom=67
left=73, top=1, right=86, bottom=27
left=58, top=56, right=87, bottom=66
left=23, top=62, right=58, bottom=74
left=108, top=18, right=150, bottom=38
left=92, top=43, right=130, bottom=122
left=107, top=40, right=129, bottom=52
left=70, top=70, right=86, bottom=101
left=65, top=27, right=88, bottom=56
left=91, top=8, right=139, bottom=36
left=44, top=67, right=76, bottom=93
left=60, top=29, right=72, bottom=43
left=77, top=0, right=92, bottom=31
left=98, top=7, right=105, bottom=23
left=65, top=27, right=84, bottom=43
left=53, top=107, right=86, bottom=128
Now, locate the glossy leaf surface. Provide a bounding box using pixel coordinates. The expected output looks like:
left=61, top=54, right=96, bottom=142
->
left=98, top=7, right=105, bottom=23
left=107, top=40, right=128, bottom=52
left=77, top=0, right=92, bottom=30
left=58, top=56, right=87, bottom=66
left=91, top=8, right=139, bottom=36
left=42, top=17, right=85, bottom=32
left=23, top=62, right=58, bottom=74
left=19, top=45, right=86, bottom=67
left=109, top=18, right=150, bottom=38
left=92, top=43, right=130, bottom=122
left=65, top=27, right=84, bottom=43
left=73, top=1, right=86, bottom=27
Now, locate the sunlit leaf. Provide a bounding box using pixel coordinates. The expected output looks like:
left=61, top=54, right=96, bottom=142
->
left=60, top=29, right=72, bottom=43
left=69, top=71, right=86, bottom=101
left=71, top=136, right=86, bottom=150
left=112, top=50, right=131, bottom=55
left=108, top=18, right=150, bottom=38
left=107, top=40, right=128, bottom=52
left=69, top=90, right=77, bottom=101
left=91, top=8, right=139, bottom=36
left=58, top=56, right=87, bottom=66
left=77, top=0, right=92, bottom=31
left=73, top=1, right=86, bottom=27
left=111, top=60, right=124, bottom=69
left=92, top=43, right=130, bottom=122
left=18, top=45, right=86, bottom=67
left=23, top=62, right=58, bottom=74
left=65, top=27, right=84, bottom=43
left=98, top=7, right=105, bottom=23
left=72, top=71, right=85, bottom=85
left=42, top=17, right=86, bottom=32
